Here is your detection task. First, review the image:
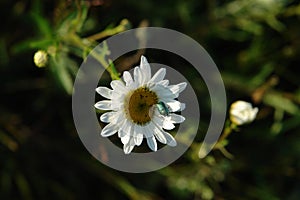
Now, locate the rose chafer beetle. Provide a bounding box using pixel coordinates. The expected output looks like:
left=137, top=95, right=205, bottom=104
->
left=156, top=101, right=170, bottom=116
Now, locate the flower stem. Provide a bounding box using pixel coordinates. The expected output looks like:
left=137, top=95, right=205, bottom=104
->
left=218, top=124, right=232, bottom=142
left=86, top=19, right=130, bottom=41
left=63, top=32, right=120, bottom=80
left=90, top=50, right=120, bottom=80
left=213, top=121, right=237, bottom=159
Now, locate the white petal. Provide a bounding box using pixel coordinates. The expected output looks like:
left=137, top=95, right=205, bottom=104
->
left=122, top=71, right=133, bottom=86
left=111, top=91, right=125, bottom=110
left=230, top=113, right=244, bottom=125
left=152, top=113, right=164, bottom=127
left=110, top=86, right=125, bottom=103
left=168, top=82, right=187, bottom=97
left=143, top=123, right=153, bottom=138
left=123, top=138, right=135, bottom=154
left=111, top=102, right=123, bottom=111
left=153, top=124, right=167, bottom=144
left=163, top=119, right=175, bottom=130
left=118, top=129, right=126, bottom=138
left=133, top=125, right=144, bottom=146
left=140, top=56, right=151, bottom=83
left=110, top=80, right=126, bottom=92
left=152, top=84, right=176, bottom=101
left=249, top=108, right=259, bottom=121
left=180, top=103, right=186, bottom=111
left=100, top=111, right=115, bottom=123
left=119, top=119, right=132, bottom=137
left=166, top=100, right=181, bottom=112
left=95, top=100, right=112, bottom=110
left=121, top=134, right=130, bottom=144
left=124, top=144, right=134, bottom=154
left=147, top=82, right=155, bottom=88
left=146, top=136, right=157, bottom=151
left=165, top=101, right=185, bottom=112
left=153, top=108, right=175, bottom=130
left=162, top=130, right=177, bottom=146
left=157, top=80, right=169, bottom=86
left=134, top=66, right=143, bottom=86
left=169, top=113, right=185, bottom=123
left=110, top=111, right=124, bottom=124
left=150, top=68, right=166, bottom=83
left=135, top=135, right=143, bottom=146
left=117, top=120, right=127, bottom=137
left=231, top=101, right=252, bottom=110
left=128, top=80, right=138, bottom=90
left=95, top=87, right=112, bottom=99
left=101, top=123, right=118, bottom=137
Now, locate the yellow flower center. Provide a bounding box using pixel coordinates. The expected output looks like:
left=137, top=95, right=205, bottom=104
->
left=126, top=87, right=158, bottom=125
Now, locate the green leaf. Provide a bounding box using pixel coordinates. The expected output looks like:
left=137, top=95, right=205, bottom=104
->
left=75, top=4, right=89, bottom=33
left=281, top=114, right=300, bottom=133
left=11, top=38, right=53, bottom=54
left=263, top=91, right=299, bottom=115
left=30, top=12, right=53, bottom=38
left=249, top=63, right=274, bottom=87
left=15, top=172, right=33, bottom=200
left=49, top=52, right=77, bottom=95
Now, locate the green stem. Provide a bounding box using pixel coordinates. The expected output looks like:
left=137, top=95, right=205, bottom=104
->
left=218, top=124, right=233, bottom=142
left=86, top=19, right=130, bottom=41
left=218, top=146, right=234, bottom=159
left=213, top=121, right=237, bottom=158
left=90, top=50, right=120, bottom=80
left=64, top=33, right=120, bottom=80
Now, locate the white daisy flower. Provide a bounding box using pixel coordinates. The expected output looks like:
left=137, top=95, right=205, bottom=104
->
left=95, top=55, right=187, bottom=154
left=229, top=100, right=258, bottom=125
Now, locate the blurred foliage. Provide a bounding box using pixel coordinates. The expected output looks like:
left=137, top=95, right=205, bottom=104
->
left=1, top=0, right=300, bottom=199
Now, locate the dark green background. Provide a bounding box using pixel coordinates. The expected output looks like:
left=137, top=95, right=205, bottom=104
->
left=1, top=0, right=300, bottom=199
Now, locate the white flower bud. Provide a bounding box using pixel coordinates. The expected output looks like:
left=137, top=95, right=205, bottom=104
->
left=229, top=101, right=258, bottom=125
left=34, top=50, right=48, bottom=68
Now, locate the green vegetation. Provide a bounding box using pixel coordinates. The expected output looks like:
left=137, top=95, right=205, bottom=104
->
left=1, top=0, right=300, bottom=199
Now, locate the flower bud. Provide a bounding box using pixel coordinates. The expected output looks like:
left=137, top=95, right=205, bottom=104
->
left=34, top=50, right=48, bottom=68
left=230, top=101, right=258, bottom=125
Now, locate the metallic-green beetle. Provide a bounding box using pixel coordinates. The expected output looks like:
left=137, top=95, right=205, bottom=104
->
left=156, top=101, right=170, bottom=116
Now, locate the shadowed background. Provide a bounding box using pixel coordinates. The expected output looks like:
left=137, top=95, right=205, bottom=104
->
left=1, top=0, right=300, bottom=199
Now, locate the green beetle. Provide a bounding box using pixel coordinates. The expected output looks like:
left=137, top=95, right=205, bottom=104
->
left=156, top=101, right=170, bottom=116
